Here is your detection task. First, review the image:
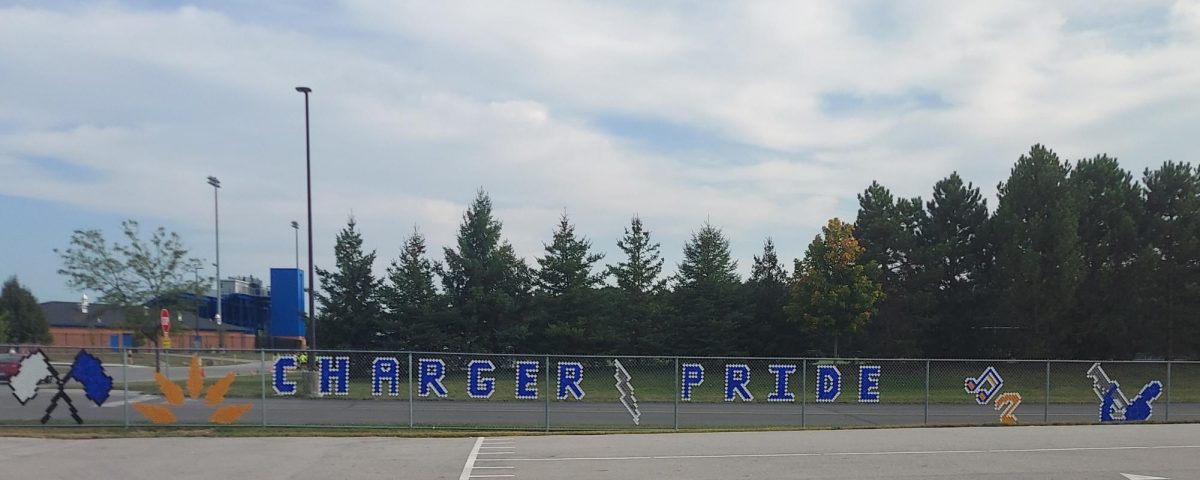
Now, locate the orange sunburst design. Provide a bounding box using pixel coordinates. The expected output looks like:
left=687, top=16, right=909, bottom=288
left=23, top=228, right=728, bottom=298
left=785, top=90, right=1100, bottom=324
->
left=133, top=355, right=253, bottom=425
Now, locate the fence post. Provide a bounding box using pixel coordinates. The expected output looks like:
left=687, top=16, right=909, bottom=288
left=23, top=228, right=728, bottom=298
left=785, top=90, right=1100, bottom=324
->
left=544, top=355, right=551, bottom=432
left=1166, top=361, right=1172, bottom=422
left=673, top=357, right=679, bottom=431
left=924, top=360, right=929, bottom=426
left=407, top=353, right=414, bottom=429
left=260, top=349, right=267, bottom=427
left=1044, top=361, right=1051, bottom=424
left=801, top=358, right=807, bottom=429
left=122, top=344, right=129, bottom=429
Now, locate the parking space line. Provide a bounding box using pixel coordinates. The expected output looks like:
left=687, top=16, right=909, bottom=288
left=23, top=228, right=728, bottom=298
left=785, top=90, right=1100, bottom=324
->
left=458, top=437, right=484, bottom=480
left=461, top=437, right=517, bottom=479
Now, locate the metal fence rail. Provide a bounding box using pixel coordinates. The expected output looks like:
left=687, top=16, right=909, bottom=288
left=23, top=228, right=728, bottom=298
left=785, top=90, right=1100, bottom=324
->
left=0, top=345, right=1193, bottom=430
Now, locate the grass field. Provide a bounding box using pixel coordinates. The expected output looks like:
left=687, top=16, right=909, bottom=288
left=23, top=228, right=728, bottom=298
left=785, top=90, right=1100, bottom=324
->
left=130, top=359, right=1200, bottom=404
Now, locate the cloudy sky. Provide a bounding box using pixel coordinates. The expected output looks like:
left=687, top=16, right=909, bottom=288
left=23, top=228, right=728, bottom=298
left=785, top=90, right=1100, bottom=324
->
left=2, top=0, right=1199, bottom=303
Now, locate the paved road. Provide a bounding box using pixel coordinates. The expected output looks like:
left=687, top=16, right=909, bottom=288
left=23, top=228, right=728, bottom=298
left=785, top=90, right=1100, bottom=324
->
left=1, top=423, right=1197, bottom=479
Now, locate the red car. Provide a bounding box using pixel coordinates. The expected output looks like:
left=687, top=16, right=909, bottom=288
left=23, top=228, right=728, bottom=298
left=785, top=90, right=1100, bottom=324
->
left=0, top=353, right=22, bottom=383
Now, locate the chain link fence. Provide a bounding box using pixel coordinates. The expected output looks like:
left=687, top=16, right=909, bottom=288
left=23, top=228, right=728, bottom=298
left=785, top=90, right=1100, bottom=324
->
left=0, top=345, right=1192, bottom=430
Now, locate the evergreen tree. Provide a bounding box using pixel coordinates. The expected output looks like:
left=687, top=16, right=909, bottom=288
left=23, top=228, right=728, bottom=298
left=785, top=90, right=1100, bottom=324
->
left=441, top=190, right=532, bottom=352
left=382, top=229, right=446, bottom=350
left=854, top=182, right=927, bottom=356
left=536, top=214, right=605, bottom=295
left=0, top=277, right=50, bottom=344
left=671, top=222, right=743, bottom=355
left=0, top=310, right=9, bottom=343
left=743, top=238, right=792, bottom=355
left=315, top=217, right=386, bottom=349
left=922, top=173, right=991, bottom=357
left=1066, top=156, right=1142, bottom=359
left=991, top=145, right=1082, bottom=357
left=788, top=218, right=883, bottom=357
left=533, top=214, right=608, bottom=353
left=607, top=216, right=667, bottom=353
left=1139, top=162, right=1200, bottom=359
left=608, top=216, right=666, bottom=297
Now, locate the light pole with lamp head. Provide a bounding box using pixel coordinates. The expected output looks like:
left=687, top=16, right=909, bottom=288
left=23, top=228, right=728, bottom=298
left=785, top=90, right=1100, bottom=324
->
left=207, top=175, right=224, bottom=349
left=295, top=86, right=316, bottom=359
left=291, top=221, right=300, bottom=271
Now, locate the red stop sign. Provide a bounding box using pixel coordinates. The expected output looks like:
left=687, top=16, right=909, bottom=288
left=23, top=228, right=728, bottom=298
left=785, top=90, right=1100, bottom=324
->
left=160, top=308, right=170, bottom=334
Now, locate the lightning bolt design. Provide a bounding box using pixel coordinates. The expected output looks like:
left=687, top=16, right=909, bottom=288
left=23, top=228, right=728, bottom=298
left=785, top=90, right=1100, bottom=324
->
left=613, top=359, right=641, bottom=425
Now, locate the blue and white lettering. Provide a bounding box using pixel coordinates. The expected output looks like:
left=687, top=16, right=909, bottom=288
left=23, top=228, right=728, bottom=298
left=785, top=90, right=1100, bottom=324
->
left=767, top=364, right=797, bottom=402
left=557, top=362, right=585, bottom=400
left=372, top=357, right=401, bottom=396
left=724, top=364, right=753, bottom=402
left=515, top=360, right=540, bottom=399
left=816, top=365, right=841, bottom=402
left=681, top=363, right=704, bottom=401
left=858, top=365, right=881, bottom=403
left=418, top=358, right=448, bottom=397
left=272, top=355, right=297, bottom=395
left=468, top=360, right=496, bottom=399
left=317, top=356, right=350, bottom=396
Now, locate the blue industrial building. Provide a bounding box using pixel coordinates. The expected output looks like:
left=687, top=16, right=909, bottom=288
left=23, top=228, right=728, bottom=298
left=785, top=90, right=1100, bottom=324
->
left=193, top=268, right=307, bottom=347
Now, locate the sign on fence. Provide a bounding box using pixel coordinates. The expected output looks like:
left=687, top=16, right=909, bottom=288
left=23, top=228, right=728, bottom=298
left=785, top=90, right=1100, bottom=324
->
left=0, top=347, right=1183, bottom=429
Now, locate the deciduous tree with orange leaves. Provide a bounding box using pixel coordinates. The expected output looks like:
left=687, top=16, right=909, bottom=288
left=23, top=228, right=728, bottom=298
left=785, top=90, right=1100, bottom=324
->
left=788, top=218, right=884, bottom=357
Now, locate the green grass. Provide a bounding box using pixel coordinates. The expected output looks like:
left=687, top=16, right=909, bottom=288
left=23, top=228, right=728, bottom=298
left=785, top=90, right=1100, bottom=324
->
left=127, top=360, right=1200, bottom=404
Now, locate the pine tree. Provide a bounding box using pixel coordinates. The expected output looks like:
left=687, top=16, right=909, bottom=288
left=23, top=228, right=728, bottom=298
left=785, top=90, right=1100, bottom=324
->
left=537, top=214, right=605, bottom=295
left=315, top=217, right=385, bottom=349
left=382, top=229, right=446, bottom=350
left=744, top=238, right=791, bottom=355
left=534, top=214, right=607, bottom=353
left=0, top=277, right=50, bottom=344
left=607, top=216, right=667, bottom=353
left=0, top=310, right=9, bottom=343
left=854, top=182, right=927, bottom=356
left=608, top=216, right=666, bottom=297
left=1066, top=156, right=1142, bottom=358
left=788, top=218, right=883, bottom=357
left=991, top=145, right=1082, bottom=357
left=671, top=222, right=743, bottom=355
left=922, top=173, right=991, bottom=357
left=441, top=190, right=532, bottom=352
left=1139, top=162, right=1200, bottom=359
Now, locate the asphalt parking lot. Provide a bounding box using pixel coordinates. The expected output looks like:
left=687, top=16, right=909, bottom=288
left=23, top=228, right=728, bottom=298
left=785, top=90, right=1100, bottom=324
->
left=2, top=423, right=1197, bottom=479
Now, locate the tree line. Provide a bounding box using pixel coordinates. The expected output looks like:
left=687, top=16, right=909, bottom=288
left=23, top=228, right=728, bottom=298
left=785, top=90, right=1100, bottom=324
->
left=316, top=145, right=1200, bottom=360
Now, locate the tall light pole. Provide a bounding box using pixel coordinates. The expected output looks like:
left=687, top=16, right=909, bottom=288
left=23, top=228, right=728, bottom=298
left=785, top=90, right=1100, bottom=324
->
left=192, top=266, right=202, bottom=349
left=295, top=86, right=316, bottom=355
left=291, top=221, right=300, bottom=271
left=207, top=175, right=224, bottom=350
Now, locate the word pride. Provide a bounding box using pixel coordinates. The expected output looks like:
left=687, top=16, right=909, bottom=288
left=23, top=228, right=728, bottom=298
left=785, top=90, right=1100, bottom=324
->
left=681, top=364, right=881, bottom=403
left=272, top=356, right=882, bottom=403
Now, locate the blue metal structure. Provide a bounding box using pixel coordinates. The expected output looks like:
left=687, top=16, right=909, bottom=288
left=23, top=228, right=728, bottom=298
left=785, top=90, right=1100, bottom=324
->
left=269, top=268, right=306, bottom=338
